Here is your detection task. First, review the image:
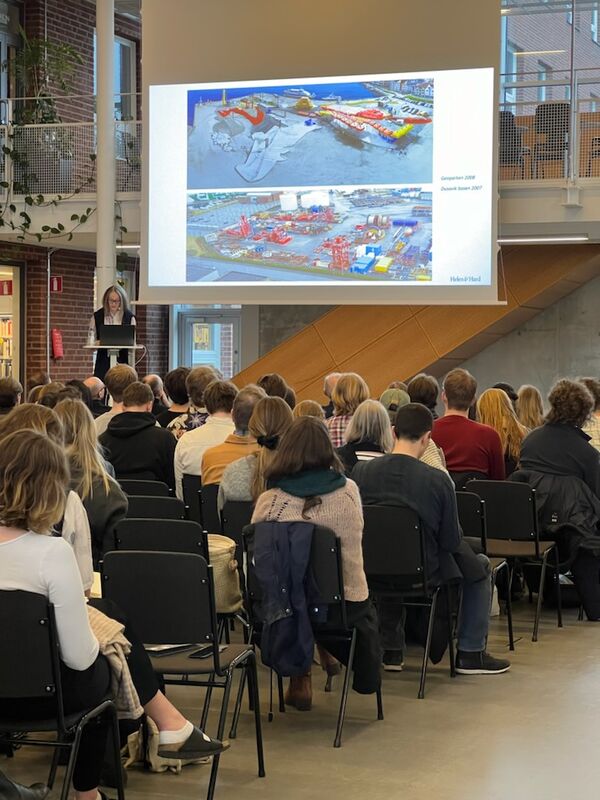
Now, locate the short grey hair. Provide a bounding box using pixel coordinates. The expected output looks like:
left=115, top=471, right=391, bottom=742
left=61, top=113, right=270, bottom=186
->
left=344, top=399, right=393, bottom=452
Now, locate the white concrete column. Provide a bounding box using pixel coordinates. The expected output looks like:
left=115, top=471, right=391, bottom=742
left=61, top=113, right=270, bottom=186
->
left=95, top=0, right=116, bottom=302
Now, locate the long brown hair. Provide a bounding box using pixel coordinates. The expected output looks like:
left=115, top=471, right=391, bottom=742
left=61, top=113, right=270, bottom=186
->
left=516, top=385, right=544, bottom=430
left=248, top=396, right=293, bottom=501
left=54, top=399, right=112, bottom=500
left=477, top=388, right=527, bottom=461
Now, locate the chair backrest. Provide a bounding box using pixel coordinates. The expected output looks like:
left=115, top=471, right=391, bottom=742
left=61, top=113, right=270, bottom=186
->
left=114, top=518, right=207, bottom=560
left=362, top=505, right=428, bottom=591
left=200, top=483, right=221, bottom=533
left=118, top=479, right=170, bottom=497
left=182, top=473, right=202, bottom=525
left=125, top=495, right=186, bottom=520
left=221, top=500, right=254, bottom=564
left=102, top=551, right=217, bottom=649
left=456, top=491, right=487, bottom=552
left=466, top=480, right=538, bottom=544
left=534, top=101, right=570, bottom=139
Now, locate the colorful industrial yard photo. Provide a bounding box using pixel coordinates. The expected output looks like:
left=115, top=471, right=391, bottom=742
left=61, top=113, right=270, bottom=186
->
left=187, top=78, right=434, bottom=189
left=186, top=187, right=432, bottom=283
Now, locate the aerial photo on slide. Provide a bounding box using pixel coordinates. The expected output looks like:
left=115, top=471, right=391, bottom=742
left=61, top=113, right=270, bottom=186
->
left=186, top=186, right=432, bottom=284
left=187, top=78, right=434, bottom=189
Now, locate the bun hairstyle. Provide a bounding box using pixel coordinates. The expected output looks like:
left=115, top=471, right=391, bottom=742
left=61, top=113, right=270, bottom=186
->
left=249, top=396, right=293, bottom=500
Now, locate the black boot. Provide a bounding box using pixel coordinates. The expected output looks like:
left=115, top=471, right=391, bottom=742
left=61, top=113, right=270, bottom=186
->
left=0, top=771, right=49, bottom=800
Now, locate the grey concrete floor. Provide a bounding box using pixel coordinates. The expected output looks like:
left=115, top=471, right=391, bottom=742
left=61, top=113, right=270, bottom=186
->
left=4, top=604, right=600, bottom=800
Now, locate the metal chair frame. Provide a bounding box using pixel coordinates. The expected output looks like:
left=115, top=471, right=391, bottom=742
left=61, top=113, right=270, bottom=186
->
left=118, top=478, right=171, bottom=497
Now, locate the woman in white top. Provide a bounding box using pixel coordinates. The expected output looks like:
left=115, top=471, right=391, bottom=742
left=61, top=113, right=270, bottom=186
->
left=0, top=430, right=227, bottom=800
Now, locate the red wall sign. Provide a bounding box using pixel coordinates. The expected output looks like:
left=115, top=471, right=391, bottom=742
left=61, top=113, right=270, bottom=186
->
left=50, top=276, right=63, bottom=293
left=0, top=280, right=12, bottom=296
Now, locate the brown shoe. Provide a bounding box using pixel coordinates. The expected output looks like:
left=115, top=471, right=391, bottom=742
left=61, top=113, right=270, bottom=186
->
left=284, top=673, right=312, bottom=711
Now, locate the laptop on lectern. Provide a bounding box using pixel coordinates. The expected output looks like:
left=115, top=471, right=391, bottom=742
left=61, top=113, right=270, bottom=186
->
left=98, top=324, right=136, bottom=347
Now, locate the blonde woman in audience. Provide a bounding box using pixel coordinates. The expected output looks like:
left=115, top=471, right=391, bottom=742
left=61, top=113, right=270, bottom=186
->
left=337, top=399, right=393, bottom=474
left=54, top=399, right=128, bottom=567
left=0, top=430, right=228, bottom=800
left=325, top=372, right=370, bottom=448
left=516, top=384, right=544, bottom=430
left=477, top=388, right=528, bottom=477
left=218, top=396, right=293, bottom=511
left=293, top=399, right=325, bottom=419
left=0, top=404, right=94, bottom=593
left=579, top=377, right=600, bottom=452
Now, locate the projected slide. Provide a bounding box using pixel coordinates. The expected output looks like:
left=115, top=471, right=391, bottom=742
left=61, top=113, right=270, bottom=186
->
left=187, top=188, right=432, bottom=283
left=187, top=79, right=434, bottom=189
left=146, top=68, right=495, bottom=302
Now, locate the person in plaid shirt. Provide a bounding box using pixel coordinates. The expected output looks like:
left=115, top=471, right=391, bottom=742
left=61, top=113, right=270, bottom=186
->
left=325, top=372, right=369, bottom=448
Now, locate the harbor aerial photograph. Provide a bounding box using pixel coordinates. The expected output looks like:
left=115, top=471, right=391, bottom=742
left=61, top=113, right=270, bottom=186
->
left=186, top=187, right=432, bottom=283
left=187, top=78, right=434, bottom=189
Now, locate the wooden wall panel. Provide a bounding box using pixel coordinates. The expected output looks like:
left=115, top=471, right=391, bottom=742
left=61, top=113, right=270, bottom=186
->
left=233, top=245, right=600, bottom=399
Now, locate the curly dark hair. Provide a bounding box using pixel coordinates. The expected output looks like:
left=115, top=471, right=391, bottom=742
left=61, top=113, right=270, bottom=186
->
left=546, top=379, right=594, bottom=428
left=578, top=377, right=600, bottom=412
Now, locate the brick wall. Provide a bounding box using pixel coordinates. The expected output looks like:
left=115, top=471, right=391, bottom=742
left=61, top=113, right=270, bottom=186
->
left=134, top=302, right=169, bottom=377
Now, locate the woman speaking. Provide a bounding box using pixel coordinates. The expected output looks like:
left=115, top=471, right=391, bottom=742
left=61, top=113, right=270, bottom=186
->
left=89, top=284, right=136, bottom=380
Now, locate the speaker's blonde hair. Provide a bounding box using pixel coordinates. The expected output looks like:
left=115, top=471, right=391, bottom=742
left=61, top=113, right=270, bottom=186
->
left=0, top=430, right=68, bottom=533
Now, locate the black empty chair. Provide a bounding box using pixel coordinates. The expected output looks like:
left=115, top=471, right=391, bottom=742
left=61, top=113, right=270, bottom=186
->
left=532, top=101, right=570, bottom=178
left=221, top=500, right=254, bottom=565
left=125, top=494, right=186, bottom=520
left=466, top=480, right=561, bottom=641
left=362, top=504, right=456, bottom=699
left=113, top=518, right=207, bottom=559
left=456, top=491, right=514, bottom=650
left=118, top=479, right=170, bottom=497
left=101, top=551, right=265, bottom=800
left=182, top=473, right=202, bottom=525
left=499, top=109, right=529, bottom=179
left=201, top=483, right=221, bottom=533
left=0, top=590, right=124, bottom=800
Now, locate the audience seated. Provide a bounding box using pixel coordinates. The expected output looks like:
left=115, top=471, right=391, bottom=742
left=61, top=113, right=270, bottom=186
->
left=325, top=372, right=370, bottom=448
left=65, top=379, right=94, bottom=413
left=406, top=373, right=440, bottom=419
left=218, top=396, right=293, bottom=511
left=37, top=381, right=66, bottom=408
left=514, top=379, right=600, bottom=619
left=252, top=415, right=381, bottom=709
left=379, top=390, right=447, bottom=473
left=201, top=384, right=265, bottom=486
left=0, top=430, right=227, bottom=800
left=293, top=399, right=325, bottom=419
left=100, top=382, right=177, bottom=491
left=516, top=384, right=545, bottom=430
left=352, top=403, right=510, bottom=675
left=83, top=375, right=108, bottom=418
left=25, top=370, right=50, bottom=396
left=387, top=380, right=408, bottom=391
left=0, top=376, right=22, bottom=416
left=94, top=364, right=138, bottom=436
left=476, top=387, right=528, bottom=477
left=167, top=365, right=219, bottom=439
left=432, top=368, right=505, bottom=488
left=337, top=399, right=393, bottom=475
left=27, top=384, right=44, bottom=403
left=321, top=372, right=340, bottom=419
left=492, top=382, right=518, bottom=409
left=142, top=373, right=170, bottom=417
left=0, top=404, right=94, bottom=593
left=156, top=366, right=190, bottom=427
left=283, top=385, right=296, bottom=411
left=579, top=377, right=600, bottom=452
left=257, top=372, right=288, bottom=399
left=174, top=379, right=238, bottom=497
left=54, top=399, right=128, bottom=568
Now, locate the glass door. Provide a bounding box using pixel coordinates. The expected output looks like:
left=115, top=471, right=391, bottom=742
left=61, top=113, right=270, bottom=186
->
left=0, top=264, right=20, bottom=380
left=177, top=309, right=241, bottom=379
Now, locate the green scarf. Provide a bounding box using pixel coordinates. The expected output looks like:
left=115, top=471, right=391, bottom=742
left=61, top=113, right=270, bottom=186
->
left=270, top=468, right=346, bottom=498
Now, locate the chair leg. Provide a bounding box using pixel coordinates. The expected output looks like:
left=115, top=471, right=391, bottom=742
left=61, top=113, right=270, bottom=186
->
left=554, top=547, right=563, bottom=629
left=229, top=668, right=246, bottom=739
left=206, top=672, right=234, bottom=800
left=200, top=674, right=215, bottom=730
left=445, top=585, right=456, bottom=678
left=60, top=727, right=83, bottom=800
left=268, top=669, right=274, bottom=722
left=47, top=740, right=62, bottom=789
left=333, top=628, right=356, bottom=748
left=533, top=553, right=549, bottom=642
left=277, top=673, right=285, bottom=713
left=247, top=653, right=266, bottom=777
left=418, top=591, right=438, bottom=700
left=505, top=565, right=515, bottom=651
left=376, top=687, right=384, bottom=721
left=109, top=705, right=126, bottom=800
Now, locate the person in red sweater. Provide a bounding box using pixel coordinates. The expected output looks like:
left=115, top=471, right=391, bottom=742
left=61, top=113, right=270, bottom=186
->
left=432, top=369, right=505, bottom=489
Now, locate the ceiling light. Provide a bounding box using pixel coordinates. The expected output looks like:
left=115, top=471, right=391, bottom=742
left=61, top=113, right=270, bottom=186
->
left=115, top=244, right=140, bottom=249
left=498, top=235, right=589, bottom=244
left=515, top=50, right=566, bottom=56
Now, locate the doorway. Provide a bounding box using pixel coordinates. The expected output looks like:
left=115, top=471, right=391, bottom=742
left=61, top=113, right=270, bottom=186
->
left=177, top=308, right=241, bottom=379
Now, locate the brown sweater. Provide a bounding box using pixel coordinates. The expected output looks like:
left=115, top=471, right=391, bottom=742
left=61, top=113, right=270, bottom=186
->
left=252, top=480, right=369, bottom=602
left=201, top=434, right=260, bottom=486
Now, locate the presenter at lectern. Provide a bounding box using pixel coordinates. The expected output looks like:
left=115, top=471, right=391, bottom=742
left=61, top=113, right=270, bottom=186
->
left=89, top=284, right=136, bottom=380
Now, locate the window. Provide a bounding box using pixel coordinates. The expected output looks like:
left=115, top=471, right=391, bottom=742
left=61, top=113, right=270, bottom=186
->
left=502, top=39, right=522, bottom=104
left=93, top=34, right=137, bottom=120
left=592, top=8, right=599, bottom=43
left=537, top=61, right=553, bottom=102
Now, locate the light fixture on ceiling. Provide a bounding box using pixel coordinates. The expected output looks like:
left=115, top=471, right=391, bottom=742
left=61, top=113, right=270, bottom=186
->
left=115, top=244, right=140, bottom=249
left=515, top=50, right=566, bottom=56
left=498, top=235, right=589, bottom=244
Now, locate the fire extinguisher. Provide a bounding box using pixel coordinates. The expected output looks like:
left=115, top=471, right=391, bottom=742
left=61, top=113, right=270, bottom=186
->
left=51, top=328, right=64, bottom=360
